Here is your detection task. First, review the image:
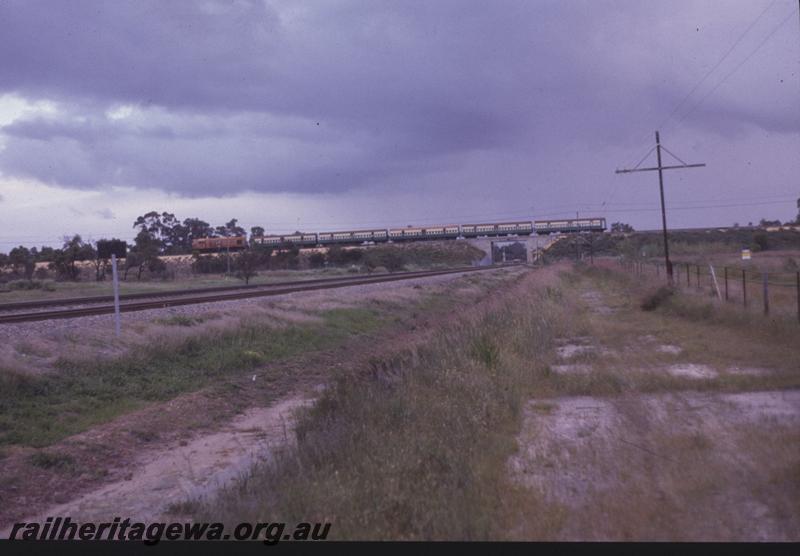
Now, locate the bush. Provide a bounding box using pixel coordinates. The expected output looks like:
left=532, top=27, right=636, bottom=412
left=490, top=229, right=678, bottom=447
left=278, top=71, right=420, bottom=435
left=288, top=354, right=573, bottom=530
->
left=192, top=254, right=228, bottom=274
left=7, top=279, right=42, bottom=291
left=752, top=232, right=769, bottom=251
left=640, top=286, right=674, bottom=311
left=308, top=252, right=327, bottom=269
left=28, top=451, right=76, bottom=471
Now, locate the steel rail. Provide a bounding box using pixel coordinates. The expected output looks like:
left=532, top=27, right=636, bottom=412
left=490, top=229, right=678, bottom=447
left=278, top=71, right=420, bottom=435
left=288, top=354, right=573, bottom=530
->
left=0, top=267, right=487, bottom=312
left=0, top=265, right=509, bottom=324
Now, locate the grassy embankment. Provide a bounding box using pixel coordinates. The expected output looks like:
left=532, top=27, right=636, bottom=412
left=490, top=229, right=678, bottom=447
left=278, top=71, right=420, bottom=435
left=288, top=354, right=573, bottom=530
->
left=0, top=267, right=508, bottom=449
left=198, top=268, right=562, bottom=539
left=197, top=261, right=800, bottom=539
left=0, top=307, right=389, bottom=448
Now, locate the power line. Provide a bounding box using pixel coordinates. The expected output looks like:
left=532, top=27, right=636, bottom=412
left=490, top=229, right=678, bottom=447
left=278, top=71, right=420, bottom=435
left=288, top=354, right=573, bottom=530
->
left=667, top=6, right=798, bottom=132
left=619, top=1, right=777, bottom=170
left=655, top=0, right=779, bottom=134
left=610, top=0, right=788, bottom=206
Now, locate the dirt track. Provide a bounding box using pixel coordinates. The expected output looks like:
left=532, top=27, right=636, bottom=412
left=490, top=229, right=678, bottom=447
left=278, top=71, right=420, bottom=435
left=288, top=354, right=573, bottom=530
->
left=509, top=267, right=800, bottom=540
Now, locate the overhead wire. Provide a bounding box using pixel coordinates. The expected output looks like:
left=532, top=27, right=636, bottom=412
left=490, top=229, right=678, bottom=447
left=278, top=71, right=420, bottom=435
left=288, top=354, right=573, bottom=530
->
left=666, top=5, right=798, bottom=133
left=605, top=0, right=791, bottom=211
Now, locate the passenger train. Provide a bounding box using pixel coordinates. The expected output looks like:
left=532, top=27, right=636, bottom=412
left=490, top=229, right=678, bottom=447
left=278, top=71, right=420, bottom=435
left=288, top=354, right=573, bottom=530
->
left=225, top=217, right=606, bottom=250
left=192, top=217, right=606, bottom=251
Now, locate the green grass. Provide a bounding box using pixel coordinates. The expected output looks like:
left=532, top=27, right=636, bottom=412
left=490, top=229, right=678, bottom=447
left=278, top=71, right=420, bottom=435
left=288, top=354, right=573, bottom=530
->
left=0, top=307, right=385, bottom=447
left=0, top=268, right=359, bottom=303
left=28, top=451, right=76, bottom=472
left=198, top=275, right=564, bottom=540
left=155, top=315, right=205, bottom=327
left=193, top=262, right=800, bottom=539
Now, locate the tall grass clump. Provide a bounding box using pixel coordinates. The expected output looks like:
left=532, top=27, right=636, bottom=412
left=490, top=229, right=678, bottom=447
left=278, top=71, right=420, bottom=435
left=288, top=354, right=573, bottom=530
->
left=640, top=286, right=674, bottom=311
left=200, top=281, right=564, bottom=540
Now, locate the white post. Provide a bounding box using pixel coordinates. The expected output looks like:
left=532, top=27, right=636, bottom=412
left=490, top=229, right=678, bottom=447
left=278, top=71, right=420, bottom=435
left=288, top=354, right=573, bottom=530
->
left=111, top=254, right=121, bottom=337
left=709, top=264, right=722, bottom=300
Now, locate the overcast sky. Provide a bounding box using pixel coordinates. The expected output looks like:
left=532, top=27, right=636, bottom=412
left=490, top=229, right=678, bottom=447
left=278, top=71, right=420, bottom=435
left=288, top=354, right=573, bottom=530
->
left=0, top=0, right=798, bottom=249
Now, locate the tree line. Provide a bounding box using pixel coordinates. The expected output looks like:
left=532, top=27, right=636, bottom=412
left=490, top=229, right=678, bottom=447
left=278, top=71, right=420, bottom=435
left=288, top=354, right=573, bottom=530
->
left=0, top=211, right=266, bottom=282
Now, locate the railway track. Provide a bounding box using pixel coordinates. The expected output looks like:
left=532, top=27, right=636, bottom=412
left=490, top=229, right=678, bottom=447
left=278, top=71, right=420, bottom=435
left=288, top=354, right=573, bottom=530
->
left=0, top=265, right=509, bottom=324
left=0, top=271, right=446, bottom=312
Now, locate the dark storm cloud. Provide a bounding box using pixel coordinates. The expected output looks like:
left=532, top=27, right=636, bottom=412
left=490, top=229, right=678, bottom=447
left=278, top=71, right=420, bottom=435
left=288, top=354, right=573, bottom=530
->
left=0, top=0, right=796, bottom=196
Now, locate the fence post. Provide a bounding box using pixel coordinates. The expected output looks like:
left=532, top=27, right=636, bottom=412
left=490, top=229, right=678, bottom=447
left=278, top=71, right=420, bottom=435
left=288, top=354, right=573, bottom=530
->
left=724, top=267, right=729, bottom=301
left=687, top=264, right=690, bottom=287
left=797, top=271, right=800, bottom=324
left=763, top=272, right=769, bottom=316
left=696, top=265, right=700, bottom=290
left=742, top=269, right=747, bottom=308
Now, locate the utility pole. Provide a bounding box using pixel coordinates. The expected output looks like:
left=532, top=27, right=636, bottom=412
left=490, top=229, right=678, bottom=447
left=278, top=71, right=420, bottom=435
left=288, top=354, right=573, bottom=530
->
left=616, top=131, right=705, bottom=284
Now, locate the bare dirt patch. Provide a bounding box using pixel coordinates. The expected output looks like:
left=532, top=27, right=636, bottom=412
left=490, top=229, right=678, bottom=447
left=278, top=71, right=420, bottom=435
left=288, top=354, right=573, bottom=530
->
left=550, top=364, right=593, bottom=375
left=665, top=363, right=717, bottom=379
left=554, top=342, right=613, bottom=360
left=4, top=395, right=312, bottom=531
left=725, top=366, right=772, bottom=376
left=580, top=290, right=616, bottom=315
left=511, top=390, right=800, bottom=540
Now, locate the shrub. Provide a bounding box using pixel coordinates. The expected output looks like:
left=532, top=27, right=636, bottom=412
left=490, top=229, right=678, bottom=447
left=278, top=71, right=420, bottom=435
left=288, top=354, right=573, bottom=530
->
left=308, top=252, right=327, bottom=269
left=752, top=232, right=769, bottom=251
left=192, top=254, right=228, bottom=274
left=28, top=451, right=76, bottom=471
left=7, top=279, right=42, bottom=291
left=640, top=286, right=674, bottom=311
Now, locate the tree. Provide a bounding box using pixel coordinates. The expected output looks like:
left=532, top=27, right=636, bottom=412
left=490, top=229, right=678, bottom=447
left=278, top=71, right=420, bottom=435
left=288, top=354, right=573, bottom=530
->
left=93, top=238, right=126, bottom=281
left=234, top=249, right=262, bottom=284
left=181, top=217, right=214, bottom=251
left=216, top=218, right=246, bottom=238
left=133, top=211, right=182, bottom=253
left=127, top=229, right=163, bottom=280
left=250, top=226, right=265, bottom=242
left=610, top=222, right=634, bottom=233
left=8, top=246, right=35, bottom=279
left=36, top=246, right=57, bottom=262
left=758, top=218, right=781, bottom=228
left=49, top=235, right=93, bottom=280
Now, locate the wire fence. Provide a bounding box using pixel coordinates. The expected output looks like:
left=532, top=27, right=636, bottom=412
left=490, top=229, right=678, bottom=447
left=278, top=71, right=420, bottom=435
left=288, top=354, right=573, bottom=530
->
left=619, top=258, right=800, bottom=325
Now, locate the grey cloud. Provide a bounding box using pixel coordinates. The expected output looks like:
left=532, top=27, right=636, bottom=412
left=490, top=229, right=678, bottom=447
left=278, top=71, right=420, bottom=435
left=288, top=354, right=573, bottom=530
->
left=0, top=0, right=797, bottom=198
left=94, top=208, right=115, bottom=220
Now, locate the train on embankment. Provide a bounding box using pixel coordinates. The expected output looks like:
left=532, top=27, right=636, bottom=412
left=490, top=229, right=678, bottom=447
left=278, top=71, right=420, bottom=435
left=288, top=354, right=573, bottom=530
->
left=191, top=217, right=607, bottom=252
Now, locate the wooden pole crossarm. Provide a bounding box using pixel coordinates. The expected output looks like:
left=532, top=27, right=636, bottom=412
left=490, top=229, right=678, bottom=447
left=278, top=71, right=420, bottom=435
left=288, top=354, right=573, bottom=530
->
left=616, top=163, right=706, bottom=174
left=614, top=131, right=706, bottom=285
